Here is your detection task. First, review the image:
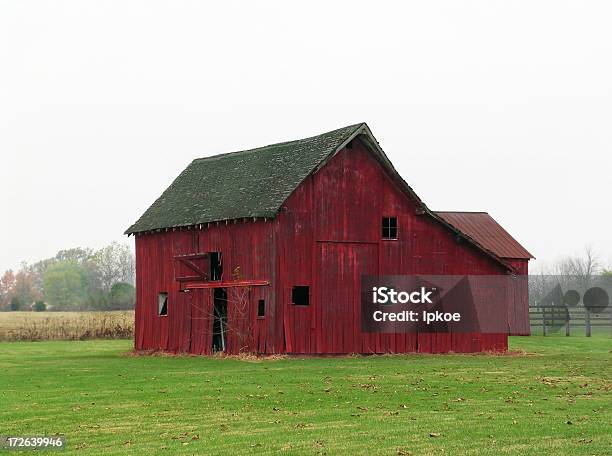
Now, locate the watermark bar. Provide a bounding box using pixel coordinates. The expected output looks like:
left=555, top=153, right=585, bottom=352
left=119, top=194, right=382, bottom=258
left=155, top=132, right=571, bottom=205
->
left=361, top=275, right=611, bottom=334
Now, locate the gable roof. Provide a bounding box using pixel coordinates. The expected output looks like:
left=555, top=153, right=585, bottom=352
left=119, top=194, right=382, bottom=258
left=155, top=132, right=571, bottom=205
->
left=125, top=123, right=364, bottom=234
left=125, top=123, right=525, bottom=271
left=435, top=211, right=534, bottom=259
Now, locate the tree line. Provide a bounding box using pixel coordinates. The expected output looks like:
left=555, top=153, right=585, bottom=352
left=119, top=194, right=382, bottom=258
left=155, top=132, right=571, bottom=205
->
left=529, top=246, right=612, bottom=308
left=0, top=242, right=135, bottom=312
left=533, top=246, right=611, bottom=280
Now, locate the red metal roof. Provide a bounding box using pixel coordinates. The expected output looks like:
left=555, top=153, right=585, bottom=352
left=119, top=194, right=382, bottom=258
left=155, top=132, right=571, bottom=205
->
left=435, top=211, right=534, bottom=260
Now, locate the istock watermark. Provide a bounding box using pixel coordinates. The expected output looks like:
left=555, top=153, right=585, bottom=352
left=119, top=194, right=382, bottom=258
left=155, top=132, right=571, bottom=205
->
left=371, top=286, right=461, bottom=324
left=361, top=275, right=611, bottom=334
left=361, top=275, right=522, bottom=334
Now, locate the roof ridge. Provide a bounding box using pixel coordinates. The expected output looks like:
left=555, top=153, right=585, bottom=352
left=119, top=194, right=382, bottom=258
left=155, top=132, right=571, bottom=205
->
left=435, top=210, right=489, bottom=214
left=192, top=123, right=365, bottom=163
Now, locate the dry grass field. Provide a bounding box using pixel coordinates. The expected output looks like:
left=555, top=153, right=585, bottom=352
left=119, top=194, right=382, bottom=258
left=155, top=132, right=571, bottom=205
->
left=0, top=311, right=134, bottom=341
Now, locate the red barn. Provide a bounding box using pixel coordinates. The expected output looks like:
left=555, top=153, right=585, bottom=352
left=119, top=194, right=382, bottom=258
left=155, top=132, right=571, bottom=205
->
left=126, top=123, right=533, bottom=355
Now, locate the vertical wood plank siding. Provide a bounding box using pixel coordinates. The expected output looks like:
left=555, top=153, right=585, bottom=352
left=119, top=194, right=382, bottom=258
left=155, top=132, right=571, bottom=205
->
left=505, top=259, right=530, bottom=336
left=135, top=138, right=516, bottom=355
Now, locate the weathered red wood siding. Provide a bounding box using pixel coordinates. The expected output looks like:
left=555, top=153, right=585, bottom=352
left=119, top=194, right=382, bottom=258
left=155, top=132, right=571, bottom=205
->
left=505, top=258, right=530, bottom=336
left=275, top=138, right=509, bottom=354
left=135, top=220, right=276, bottom=355
left=135, top=137, right=514, bottom=355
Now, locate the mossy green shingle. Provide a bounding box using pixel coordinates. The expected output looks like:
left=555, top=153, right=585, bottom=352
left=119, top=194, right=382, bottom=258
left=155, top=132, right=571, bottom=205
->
left=125, top=123, right=364, bottom=234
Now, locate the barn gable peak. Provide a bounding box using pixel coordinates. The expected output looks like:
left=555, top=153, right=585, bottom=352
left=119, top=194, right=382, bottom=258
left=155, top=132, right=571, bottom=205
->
left=125, top=123, right=529, bottom=271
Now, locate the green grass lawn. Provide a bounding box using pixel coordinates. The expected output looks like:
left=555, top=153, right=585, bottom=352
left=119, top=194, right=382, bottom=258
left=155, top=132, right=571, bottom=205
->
left=1, top=336, right=610, bottom=455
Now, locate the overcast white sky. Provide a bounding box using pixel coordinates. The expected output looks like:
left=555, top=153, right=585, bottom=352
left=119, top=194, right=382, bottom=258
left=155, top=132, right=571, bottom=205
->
left=1, top=1, right=610, bottom=273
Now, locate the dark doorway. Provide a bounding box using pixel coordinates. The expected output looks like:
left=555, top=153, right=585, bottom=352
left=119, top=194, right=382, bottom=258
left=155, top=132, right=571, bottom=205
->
left=212, top=288, right=228, bottom=352
left=209, top=252, right=222, bottom=281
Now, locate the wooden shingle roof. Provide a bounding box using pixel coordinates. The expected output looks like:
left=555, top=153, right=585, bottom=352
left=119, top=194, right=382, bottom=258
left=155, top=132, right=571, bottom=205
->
left=125, top=123, right=363, bottom=234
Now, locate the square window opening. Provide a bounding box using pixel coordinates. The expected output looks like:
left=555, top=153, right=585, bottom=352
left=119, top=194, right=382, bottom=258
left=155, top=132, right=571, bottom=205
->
left=257, top=299, right=265, bottom=318
left=158, top=292, right=168, bottom=316
left=382, top=217, right=398, bottom=240
left=292, top=286, right=309, bottom=306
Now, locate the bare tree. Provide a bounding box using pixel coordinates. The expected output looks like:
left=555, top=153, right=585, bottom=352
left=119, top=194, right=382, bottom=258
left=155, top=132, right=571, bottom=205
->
left=553, top=245, right=601, bottom=291
left=530, top=246, right=605, bottom=308
left=93, top=242, right=135, bottom=292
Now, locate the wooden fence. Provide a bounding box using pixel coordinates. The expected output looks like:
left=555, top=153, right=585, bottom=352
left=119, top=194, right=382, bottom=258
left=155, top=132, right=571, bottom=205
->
left=529, top=306, right=611, bottom=336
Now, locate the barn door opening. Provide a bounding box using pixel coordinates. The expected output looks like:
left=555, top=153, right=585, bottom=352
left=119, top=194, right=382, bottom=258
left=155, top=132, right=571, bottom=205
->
left=212, top=288, right=227, bottom=352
